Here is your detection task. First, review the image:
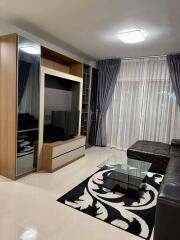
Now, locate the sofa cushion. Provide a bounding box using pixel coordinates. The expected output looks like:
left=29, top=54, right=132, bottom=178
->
left=159, top=181, right=180, bottom=204
left=166, top=156, right=180, bottom=174
left=170, top=146, right=180, bottom=157
left=154, top=182, right=180, bottom=240
left=154, top=198, right=180, bottom=240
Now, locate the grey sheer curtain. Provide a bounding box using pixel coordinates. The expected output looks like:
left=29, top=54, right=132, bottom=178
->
left=89, top=59, right=121, bottom=146
left=167, top=54, right=180, bottom=105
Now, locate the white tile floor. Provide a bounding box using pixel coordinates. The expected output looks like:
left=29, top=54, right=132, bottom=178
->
left=0, top=147, right=153, bottom=240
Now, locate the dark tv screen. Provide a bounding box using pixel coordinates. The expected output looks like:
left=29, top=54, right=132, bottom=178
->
left=44, top=111, right=79, bottom=142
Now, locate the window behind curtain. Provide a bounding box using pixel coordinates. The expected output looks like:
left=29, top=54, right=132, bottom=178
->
left=106, top=57, right=180, bottom=150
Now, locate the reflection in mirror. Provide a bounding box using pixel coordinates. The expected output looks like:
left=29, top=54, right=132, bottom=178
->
left=17, top=36, right=40, bottom=177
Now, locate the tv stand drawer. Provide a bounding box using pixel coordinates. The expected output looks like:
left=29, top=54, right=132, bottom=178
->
left=52, top=146, right=85, bottom=170
left=52, top=137, right=85, bottom=158
left=42, top=136, right=86, bottom=172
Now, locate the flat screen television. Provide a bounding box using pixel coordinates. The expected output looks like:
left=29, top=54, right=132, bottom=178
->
left=43, top=111, right=79, bottom=143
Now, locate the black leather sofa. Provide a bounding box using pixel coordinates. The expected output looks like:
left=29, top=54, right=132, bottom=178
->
left=127, top=140, right=180, bottom=240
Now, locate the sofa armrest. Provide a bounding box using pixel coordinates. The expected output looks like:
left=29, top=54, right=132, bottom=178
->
left=154, top=183, right=180, bottom=240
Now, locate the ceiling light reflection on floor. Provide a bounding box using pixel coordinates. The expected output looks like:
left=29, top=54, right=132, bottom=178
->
left=20, top=228, right=38, bottom=240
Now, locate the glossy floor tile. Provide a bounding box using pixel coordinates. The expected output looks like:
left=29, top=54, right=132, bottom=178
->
left=0, top=147, right=153, bottom=240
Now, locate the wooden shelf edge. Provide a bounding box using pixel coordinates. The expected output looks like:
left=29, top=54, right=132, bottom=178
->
left=43, top=135, right=86, bottom=147
left=41, top=66, right=83, bottom=83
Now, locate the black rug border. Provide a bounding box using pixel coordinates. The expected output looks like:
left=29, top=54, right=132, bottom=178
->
left=57, top=169, right=161, bottom=240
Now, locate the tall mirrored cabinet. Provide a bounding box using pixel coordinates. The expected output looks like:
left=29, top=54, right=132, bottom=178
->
left=0, top=33, right=85, bottom=180
left=0, top=34, right=40, bottom=179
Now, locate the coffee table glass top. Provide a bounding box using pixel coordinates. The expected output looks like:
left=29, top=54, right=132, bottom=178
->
left=98, top=155, right=152, bottom=192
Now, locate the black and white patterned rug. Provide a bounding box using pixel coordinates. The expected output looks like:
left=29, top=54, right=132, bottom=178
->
left=57, top=169, right=163, bottom=239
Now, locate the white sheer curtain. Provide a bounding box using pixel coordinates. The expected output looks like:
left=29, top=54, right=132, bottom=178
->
left=106, top=56, right=180, bottom=150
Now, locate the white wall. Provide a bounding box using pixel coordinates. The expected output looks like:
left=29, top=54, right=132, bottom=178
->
left=0, top=20, right=92, bottom=64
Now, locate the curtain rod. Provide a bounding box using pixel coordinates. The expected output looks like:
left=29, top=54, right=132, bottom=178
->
left=122, top=54, right=167, bottom=60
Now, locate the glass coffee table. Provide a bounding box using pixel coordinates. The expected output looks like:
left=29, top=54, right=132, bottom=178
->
left=98, top=156, right=152, bottom=195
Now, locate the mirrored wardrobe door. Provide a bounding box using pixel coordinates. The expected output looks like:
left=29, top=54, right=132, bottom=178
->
left=16, top=36, right=40, bottom=177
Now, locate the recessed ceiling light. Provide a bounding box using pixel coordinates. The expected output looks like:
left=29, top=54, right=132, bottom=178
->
left=20, top=46, right=40, bottom=55
left=119, top=30, right=145, bottom=44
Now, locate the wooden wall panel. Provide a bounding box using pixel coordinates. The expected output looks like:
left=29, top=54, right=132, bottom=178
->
left=70, top=63, right=83, bottom=78
left=41, top=57, right=70, bottom=74
left=0, top=34, right=17, bottom=180
left=41, top=46, right=83, bottom=77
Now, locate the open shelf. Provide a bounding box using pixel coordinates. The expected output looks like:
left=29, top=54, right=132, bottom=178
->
left=81, top=64, right=92, bottom=141
left=41, top=46, right=83, bottom=78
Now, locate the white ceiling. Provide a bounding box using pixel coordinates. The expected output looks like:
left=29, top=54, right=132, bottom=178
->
left=0, top=0, right=180, bottom=60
